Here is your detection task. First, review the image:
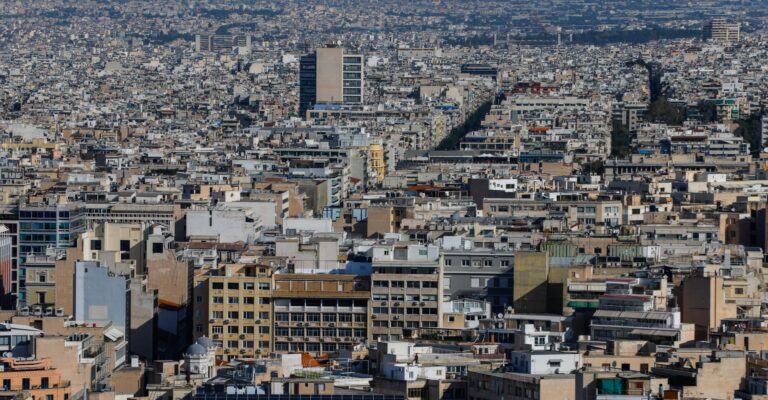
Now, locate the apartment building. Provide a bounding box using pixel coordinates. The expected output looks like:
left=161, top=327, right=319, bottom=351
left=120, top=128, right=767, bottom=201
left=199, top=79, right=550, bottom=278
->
left=371, top=244, right=443, bottom=340
left=442, top=246, right=514, bottom=308
left=272, top=273, right=370, bottom=356
left=0, top=357, right=72, bottom=400
left=194, top=264, right=273, bottom=361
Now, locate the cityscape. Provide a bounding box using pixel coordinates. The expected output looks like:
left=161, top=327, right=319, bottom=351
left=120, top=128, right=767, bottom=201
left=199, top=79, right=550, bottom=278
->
left=0, top=1, right=767, bottom=399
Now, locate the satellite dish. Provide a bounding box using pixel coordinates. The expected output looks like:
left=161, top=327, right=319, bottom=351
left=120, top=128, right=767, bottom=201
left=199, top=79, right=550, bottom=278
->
left=497, top=313, right=504, bottom=319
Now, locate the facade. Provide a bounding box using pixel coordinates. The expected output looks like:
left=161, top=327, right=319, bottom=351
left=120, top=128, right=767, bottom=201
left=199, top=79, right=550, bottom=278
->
left=0, top=225, right=13, bottom=309
left=299, top=47, right=364, bottom=116
left=442, top=249, right=514, bottom=312
left=467, top=370, right=576, bottom=400
left=195, top=34, right=251, bottom=52
left=195, top=264, right=273, bottom=361
left=371, top=244, right=443, bottom=340
left=18, top=203, right=85, bottom=307
left=272, top=273, right=370, bottom=356
left=73, top=261, right=130, bottom=335
left=704, top=18, right=740, bottom=43
left=0, top=357, right=72, bottom=400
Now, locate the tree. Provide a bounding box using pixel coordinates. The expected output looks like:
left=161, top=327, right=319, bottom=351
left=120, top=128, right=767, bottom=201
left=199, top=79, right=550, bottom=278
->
left=647, top=97, right=684, bottom=125
left=697, top=100, right=718, bottom=123
left=734, top=113, right=763, bottom=157
left=610, top=121, right=630, bottom=158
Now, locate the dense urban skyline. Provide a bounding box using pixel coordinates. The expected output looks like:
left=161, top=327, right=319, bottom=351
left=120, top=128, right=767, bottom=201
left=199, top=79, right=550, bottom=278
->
left=0, top=1, right=766, bottom=400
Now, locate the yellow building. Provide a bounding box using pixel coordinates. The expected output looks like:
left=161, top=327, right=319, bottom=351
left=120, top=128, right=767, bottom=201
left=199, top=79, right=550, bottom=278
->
left=369, top=143, right=385, bottom=183
left=194, top=264, right=273, bottom=361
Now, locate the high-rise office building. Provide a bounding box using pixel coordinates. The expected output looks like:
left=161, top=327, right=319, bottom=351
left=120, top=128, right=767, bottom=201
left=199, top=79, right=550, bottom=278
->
left=704, top=18, right=740, bottom=43
left=299, top=47, right=364, bottom=117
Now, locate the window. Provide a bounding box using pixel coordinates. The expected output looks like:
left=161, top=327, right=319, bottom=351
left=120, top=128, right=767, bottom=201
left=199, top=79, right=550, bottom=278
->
left=227, top=311, right=239, bottom=319
left=152, top=242, right=164, bottom=253
left=534, top=336, right=546, bottom=345
left=259, top=312, right=269, bottom=319
left=275, top=313, right=289, bottom=321
left=227, top=282, right=239, bottom=290
left=90, top=240, right=102, bottom=250
left=243, top=297, right=255, bottom=304
left=445, top=259, right=452, bottom=266
left=2, top=379, right=9, bottom=390
left=228, top=326, right=239, bottom=334
left=501, top=260, right=510, bottom=267
left=259, top=326, right=270, bottom=334
left=211, top=311, right=223, bottom=319
left=259, top=282, right=270, bottom=290
left=244, top=282, right=255, bottom=290
left=243, top=326, right=254, bottom=333
left=120, top=240, right=130, bottom=252
left=461, top=259, right=470, bottom=267
left=735, top=288, right=744, bottom=295
left=212, top=297, right=223, bottom=304
left=212, top=282, right=223, bottom=290
left=22, top=378, right=29, bottom=390
left=243, top=312, right=254, bottom=319
left=212, top=326, right=223, bottom=334
left=228, top=296, right=239, bottom=304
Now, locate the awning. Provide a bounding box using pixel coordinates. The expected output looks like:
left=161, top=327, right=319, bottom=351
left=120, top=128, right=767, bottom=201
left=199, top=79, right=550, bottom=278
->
left=104, top=326, right=124, bottom=341
left=630, top=328, right=678, bottom=338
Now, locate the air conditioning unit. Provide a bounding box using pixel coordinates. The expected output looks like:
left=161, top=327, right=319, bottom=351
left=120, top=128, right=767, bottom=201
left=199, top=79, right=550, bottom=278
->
left=239, top=334, right=245, bottom=339
left=45, top=307, right=54, bottom=316
left=381, top=301, right=387, bottom=306
left=329, top=323, right=335, bottom=327
left=296, top=322, right=303, bottom=327
left=372, top=314, right=377, bottom=319
left=213, top=334, right=219, bottom=339
left=55, top=308, right=65, bottom=317
left=393, top=316, right=400, bottom=320
left=209, top=319, right=215, bottom=323
left=224, top=320, right=230, bottom=324
left=287, top=337, right=293, bottom=341
left=393, top=302, right=400, bottom=306
left=335, top=337, right=341, bottom=341
left=240, top=349, right=246, bottom=353
left=412, top=302, right=418, bottom=306
left=420, top=302, right=426, bottom=306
